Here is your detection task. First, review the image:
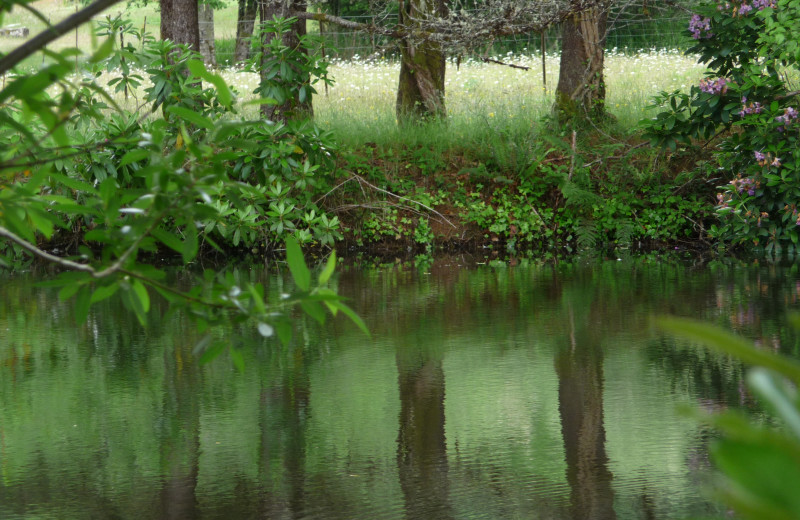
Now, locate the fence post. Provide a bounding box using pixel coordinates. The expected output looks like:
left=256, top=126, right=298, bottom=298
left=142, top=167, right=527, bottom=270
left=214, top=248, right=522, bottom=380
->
left=541, top=31, right=546, bottom=94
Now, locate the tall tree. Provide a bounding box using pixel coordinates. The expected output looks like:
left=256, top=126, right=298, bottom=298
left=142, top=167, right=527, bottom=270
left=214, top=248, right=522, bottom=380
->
left=160, top=0, right=200, bottom=50
left=555, top=4, right=608, bottom=121
left=234, top=0, right=259, bottom=63
left=396, top=0, right=448, bottom=120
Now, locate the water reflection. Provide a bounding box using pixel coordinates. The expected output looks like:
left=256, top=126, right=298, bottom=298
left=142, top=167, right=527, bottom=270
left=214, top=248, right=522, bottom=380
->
left=1, top=257, right=796, bottom=519
left=556, top=319, right=615, bottom=520
left=396, top=336, right=453, bottom=520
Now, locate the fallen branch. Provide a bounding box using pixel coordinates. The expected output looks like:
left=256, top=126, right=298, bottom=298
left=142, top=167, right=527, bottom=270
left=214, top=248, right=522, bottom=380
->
left=480, top=57, right=530, bottom=70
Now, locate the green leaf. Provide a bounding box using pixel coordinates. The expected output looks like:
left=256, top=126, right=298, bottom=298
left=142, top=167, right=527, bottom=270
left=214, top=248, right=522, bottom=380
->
left=89, top=36, right=115, bottom=64
left=26, top=207, right=55, bottom=239
left=300, top=300, right=326, bottom=325
left=285, top=237, right=311, bottom=291
left=712, top=438, right=800, bottom=519
left=230, top=347, right=245, bottom=373
left=187, top=59, right=234, bottom=107
left=131, top=279, right=150, bottom=313
left=49, top=173, right=98, bottom=195
left=182, top=223, right=198, bottom=263
left=120, top=148, right=149, bottom=166
left=198, top=340, right=226, bottom=364
left=275, top=320, right=293, bottom=345
left=318, top=250, right=336, bottom=285
left=166, top=105, right=214, bottom=129
left=747, top=369, right=800, bottom=441
left=74, top=284, right=92, bottom=324
left=152, top=227, right=185, bottom=256
left=58, top=282, right=81, bottom=301
left=91, top=283, right=119, bottom=303
left=655, top=316, right=800, bottom=382
left=328, top=300, right=370, bottom=336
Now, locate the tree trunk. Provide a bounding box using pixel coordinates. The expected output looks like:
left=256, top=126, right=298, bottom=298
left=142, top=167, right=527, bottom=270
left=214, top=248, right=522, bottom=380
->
left=555, top=6, right=607, bottom=122
left=198, top=2, right=217, bottom=67
left=396, top=0, right=447, bottom=121
left=160, top=0, right=200, bottom=50
left=259, top=0, right=312, bottom=121
left=234, top=0, right=258, bottom=63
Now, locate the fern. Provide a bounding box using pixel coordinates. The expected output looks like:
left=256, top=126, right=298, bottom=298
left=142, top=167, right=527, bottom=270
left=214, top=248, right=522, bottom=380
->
left=576, top=219, right=600, bottom=250
left=615, top=217, right=634, bottom=248
left=561, top=179, right=602, bottom=209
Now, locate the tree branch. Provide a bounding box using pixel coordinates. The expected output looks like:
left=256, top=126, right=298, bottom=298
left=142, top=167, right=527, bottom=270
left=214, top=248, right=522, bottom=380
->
left=0, top=225, right=95, bottom=272
left=480, top=57, right=530, bottom=70
left=0, top=0, right=124, bottom=75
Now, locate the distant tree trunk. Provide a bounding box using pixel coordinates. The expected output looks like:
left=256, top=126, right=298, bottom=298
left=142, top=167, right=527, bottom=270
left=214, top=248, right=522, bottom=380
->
left=555, top=5, right=608, bottom=122
left=396, top=0, right=447, bottom=121
left=259, top=0, right=312, bottom=121
left=160, top=0, right=200, bottom=50
left=234, top=0, right=258, bottom=63
left=198, top=2, right=217, bottom=67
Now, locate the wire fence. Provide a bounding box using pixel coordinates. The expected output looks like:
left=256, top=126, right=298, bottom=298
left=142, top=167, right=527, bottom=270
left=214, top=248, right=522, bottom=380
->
left=1, top=3, right=694, bottom=66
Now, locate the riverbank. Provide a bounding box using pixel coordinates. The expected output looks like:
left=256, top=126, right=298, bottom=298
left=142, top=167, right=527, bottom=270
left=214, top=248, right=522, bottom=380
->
left=309, top=117, right=717, bottom=258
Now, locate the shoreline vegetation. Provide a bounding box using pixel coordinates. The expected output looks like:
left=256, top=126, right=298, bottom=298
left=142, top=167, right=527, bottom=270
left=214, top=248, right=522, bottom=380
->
left=1, top=0, right=726, bottom=264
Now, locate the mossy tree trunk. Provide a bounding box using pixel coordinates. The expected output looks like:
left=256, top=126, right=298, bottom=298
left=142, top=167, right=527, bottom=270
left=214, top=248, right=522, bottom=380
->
left=160, top=0, right=200, bottom=50
left=234, top=0, right=258, bottom=63
left=396, top=0, right=447, bottom=121
left=259, top=0, right=313, bottom=121
left=555, top=6, right=607, bottom=122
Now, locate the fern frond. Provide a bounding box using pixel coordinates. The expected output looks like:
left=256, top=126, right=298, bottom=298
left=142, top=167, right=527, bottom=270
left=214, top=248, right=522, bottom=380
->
left=615, top=217, right=634, bottom=248
left=576, top=219, right=600, bottom=251
left=561, top=181, right=602, bottom=209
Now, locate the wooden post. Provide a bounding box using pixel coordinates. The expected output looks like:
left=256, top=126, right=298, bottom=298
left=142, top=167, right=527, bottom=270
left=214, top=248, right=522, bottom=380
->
left=75, top=3, right=79, bottom=72
left=541, top=31, right=547, bottom=94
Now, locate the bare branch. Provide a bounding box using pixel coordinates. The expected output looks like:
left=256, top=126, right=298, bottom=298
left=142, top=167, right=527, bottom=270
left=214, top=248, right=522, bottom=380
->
left=0, top=225, right=95, bottom=273
left=480, top=57, right=530, bottom=70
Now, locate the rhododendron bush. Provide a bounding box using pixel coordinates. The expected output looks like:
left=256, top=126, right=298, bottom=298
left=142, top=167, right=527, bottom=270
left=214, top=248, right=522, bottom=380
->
left=642, top=0, right=800, bottom=253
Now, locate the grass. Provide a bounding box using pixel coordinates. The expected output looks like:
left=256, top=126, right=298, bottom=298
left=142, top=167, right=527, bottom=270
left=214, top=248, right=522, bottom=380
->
left=5, top=0, right=707, bottom=173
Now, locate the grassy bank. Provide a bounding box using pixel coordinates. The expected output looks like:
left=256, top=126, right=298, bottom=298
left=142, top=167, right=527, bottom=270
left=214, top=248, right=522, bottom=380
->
left=2, top=0, right=715, bottom=257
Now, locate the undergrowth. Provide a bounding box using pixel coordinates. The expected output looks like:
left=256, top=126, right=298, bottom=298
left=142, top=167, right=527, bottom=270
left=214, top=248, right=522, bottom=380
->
left=323, top=115, right=715, bottom=255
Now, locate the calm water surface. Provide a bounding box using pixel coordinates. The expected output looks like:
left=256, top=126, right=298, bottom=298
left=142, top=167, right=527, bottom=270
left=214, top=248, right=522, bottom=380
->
left=2, top=256, right=799, bottom=519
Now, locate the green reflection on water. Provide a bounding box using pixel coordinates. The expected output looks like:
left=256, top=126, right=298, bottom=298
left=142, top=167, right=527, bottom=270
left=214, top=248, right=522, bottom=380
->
left=1, top=257, right=798, bottom=519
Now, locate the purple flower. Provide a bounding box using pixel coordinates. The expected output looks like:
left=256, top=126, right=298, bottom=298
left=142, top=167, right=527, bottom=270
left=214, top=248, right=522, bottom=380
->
left=689, top=15, right=713, bottom=39
left=753, top=0, right=776, bottom=9
left=739, top=99, right=764, bottom=117
left=772, top=157, right=782, bottom=167
left=754, top=151, right=766, bottom=161
left=739, top=3, right=753, bottom=15
left=699, top=77, right=729, bottom=95
left=775, top=107, right=798, bottom=126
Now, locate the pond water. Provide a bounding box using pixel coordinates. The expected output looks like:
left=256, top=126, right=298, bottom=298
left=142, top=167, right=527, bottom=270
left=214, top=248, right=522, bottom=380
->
left=1, top=256, right=799, bottom=519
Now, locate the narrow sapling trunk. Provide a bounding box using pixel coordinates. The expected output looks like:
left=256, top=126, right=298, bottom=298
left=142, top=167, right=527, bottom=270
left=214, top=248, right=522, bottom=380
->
left=396, top=0, right=447, bottom=122
left=555, top=6, right=608, bottom=122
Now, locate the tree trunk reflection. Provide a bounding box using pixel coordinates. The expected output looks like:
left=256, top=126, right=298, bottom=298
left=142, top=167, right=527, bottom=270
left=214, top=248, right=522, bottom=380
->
left=556, top=320, right=616, bottom=520
left=159, top=341, right=200, bottom=519
left=396, top=344, right=453, bottom=520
